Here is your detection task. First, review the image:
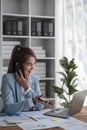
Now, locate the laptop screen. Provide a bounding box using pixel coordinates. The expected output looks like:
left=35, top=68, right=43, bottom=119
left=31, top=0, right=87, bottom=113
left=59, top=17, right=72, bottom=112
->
left=69, top=89, right=87, bottom=115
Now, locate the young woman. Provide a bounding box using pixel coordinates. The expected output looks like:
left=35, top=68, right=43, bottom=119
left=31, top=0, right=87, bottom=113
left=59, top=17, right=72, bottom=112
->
left=1, top=45, right=49, bottom=115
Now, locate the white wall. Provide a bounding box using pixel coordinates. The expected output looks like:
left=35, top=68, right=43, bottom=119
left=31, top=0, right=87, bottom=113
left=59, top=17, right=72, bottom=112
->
left=55, top=0, right=64, bottom=108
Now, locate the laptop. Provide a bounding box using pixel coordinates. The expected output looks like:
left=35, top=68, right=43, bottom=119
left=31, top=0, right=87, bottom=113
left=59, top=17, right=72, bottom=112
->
left=44, top=90, right=87, bottom=118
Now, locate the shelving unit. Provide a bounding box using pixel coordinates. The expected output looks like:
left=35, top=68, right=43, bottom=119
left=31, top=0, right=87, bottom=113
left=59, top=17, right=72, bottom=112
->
left=0, top=0, right=55, bottom=98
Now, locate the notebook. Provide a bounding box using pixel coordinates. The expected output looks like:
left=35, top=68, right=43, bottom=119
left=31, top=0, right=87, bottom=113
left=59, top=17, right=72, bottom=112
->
left=44, top=89, right=87, bottom=118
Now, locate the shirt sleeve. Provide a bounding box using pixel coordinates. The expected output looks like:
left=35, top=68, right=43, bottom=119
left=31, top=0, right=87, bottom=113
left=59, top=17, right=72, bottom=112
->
left=24, top=87, right=31, bottom=95
left=27, top=98, right=34, bottom=107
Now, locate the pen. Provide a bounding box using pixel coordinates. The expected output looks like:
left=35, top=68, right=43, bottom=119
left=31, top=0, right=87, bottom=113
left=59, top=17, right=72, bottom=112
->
left=38, top=98, right=53, bottom=105
left=30, top=116, right=37, bottom=121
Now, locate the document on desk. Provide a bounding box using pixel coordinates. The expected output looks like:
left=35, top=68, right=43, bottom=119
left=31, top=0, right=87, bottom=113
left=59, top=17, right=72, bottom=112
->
left=57, top=117, right=87, bottom=130
left=22, top=109, right=50, bottom=117
left=0, top=114, right=34, bottom=127
left=4, top=114, right=33, bottom=124
left=17, top=119, right=65, bottom=130
left=22, top=109, right=51, bottom=121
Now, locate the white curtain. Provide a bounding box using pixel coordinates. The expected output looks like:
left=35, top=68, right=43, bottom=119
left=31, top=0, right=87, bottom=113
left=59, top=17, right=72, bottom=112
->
left=63, top=0, right=87, bottom=91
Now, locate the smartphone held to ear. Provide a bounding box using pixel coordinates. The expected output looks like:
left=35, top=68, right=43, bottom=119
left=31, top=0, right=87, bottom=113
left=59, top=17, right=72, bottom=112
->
left=16, top=64, right=25, bottom=78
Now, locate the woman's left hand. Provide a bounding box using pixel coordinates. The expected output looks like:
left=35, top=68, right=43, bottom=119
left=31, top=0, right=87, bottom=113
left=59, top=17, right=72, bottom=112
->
left=32, top=95, right=53, bottom=106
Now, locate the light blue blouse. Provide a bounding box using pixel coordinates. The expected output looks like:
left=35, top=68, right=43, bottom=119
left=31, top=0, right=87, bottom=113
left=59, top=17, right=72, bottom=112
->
left=1, top=73, right=44, bottom=115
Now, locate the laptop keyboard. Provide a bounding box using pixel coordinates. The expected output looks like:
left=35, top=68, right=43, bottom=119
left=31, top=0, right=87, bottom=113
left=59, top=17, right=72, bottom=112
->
left=44, top=108, right=69, bottom=118
left=53, top=108, right=69, bottom=116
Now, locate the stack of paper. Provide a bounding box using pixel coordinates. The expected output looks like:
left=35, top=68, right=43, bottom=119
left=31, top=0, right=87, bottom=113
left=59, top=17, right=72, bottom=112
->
left=2, top=67, right=8, bottom=75
left=34, top=62, right=46, bottom=78
left=31, top=46, right=46, bottom=58
left=39, top=82, right=46, bottom=96
left=2, top=41, right=20, bottom=59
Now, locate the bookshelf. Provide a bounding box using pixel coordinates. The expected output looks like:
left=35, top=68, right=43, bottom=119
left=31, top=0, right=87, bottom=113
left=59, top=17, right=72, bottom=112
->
left=0, top=0, right=55, bottom=98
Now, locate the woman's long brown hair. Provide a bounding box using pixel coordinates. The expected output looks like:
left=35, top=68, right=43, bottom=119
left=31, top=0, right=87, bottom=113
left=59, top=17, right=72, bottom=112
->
left=8, top=45, right=37, bottom=73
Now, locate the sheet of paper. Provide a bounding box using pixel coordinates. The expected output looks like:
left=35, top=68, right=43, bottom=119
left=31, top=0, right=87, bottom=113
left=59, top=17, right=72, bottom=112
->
left=17, top=119, right=64, bottom=130
left=57, top=117, right=87, bottom=130
left=0, top=116, right=17, bottom=127
left=22, top=109, right=63, bottom=121
left=4, top=114, right=33, bottom=124
left=22, top=109, right=52, bottom=121
left=0, top=114, right=34, bottom=127
left=22, top=109, right=50, bottom=117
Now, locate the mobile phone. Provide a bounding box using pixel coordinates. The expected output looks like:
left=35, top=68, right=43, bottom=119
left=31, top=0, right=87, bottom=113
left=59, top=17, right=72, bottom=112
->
left=38, top=98, right=53, bottom=106
left=16, top=64, right=25, bottom=78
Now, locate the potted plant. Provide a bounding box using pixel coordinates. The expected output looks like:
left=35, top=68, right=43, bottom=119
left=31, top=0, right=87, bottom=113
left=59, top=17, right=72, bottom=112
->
left=52, top=57, right=78, bottom=108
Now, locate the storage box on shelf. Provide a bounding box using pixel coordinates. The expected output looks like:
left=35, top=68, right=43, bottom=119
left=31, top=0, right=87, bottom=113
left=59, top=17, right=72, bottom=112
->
left=31, top=18, right=54, bottom=37
left=3, top=16, right=29, bottom=36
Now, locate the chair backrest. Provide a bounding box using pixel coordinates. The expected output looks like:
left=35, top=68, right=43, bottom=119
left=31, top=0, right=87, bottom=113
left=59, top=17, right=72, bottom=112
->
left=0, top=96, right=3, bottom=112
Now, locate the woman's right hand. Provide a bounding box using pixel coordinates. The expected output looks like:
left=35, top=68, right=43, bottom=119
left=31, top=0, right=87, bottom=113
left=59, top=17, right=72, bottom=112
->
left=16, top=70, right=29, bottom=91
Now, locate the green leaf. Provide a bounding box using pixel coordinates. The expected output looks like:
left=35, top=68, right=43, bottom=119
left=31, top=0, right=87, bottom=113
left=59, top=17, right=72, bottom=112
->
left=58, top=72, right=67, bottom=78
left=60, top=101, right=70, bottom=108
left=69, top=86, right=78, bottom=95
left=71, top=78, right=78, bottom=85
left=52, top=86, right=63, bottom=95
left=58, top=94, right=66, bottom=99
left=60, top=57, right=69, bottom=71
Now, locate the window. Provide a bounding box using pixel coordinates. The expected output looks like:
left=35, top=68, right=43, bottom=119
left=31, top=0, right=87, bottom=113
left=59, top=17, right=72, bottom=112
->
left=63, top=0, right=87, bottom=90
